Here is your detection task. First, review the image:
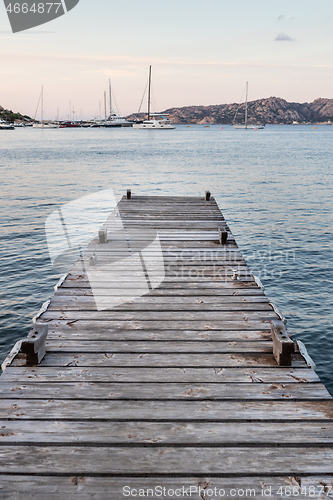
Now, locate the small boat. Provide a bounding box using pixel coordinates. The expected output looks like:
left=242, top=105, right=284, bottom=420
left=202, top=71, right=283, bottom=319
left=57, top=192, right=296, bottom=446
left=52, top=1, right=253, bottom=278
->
left=132, top=66, right=175, bottom=130
left=0, top=120, right=14, bottom=130
left=59, top=121, right=81, bottom=128
left=233, top=82, right=264, bottom=130
left=33, top=87, right=59, bottom=129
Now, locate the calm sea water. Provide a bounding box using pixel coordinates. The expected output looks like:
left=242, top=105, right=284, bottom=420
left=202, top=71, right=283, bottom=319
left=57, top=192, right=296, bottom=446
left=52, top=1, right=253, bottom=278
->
left=0, top=124, right=332, bottom=393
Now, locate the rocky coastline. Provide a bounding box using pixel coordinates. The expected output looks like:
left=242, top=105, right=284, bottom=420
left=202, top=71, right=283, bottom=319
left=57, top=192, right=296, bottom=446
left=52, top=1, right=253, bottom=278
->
left=2, top=97, right=333, bottom=126
left=126, top=97, right=333, bottom=125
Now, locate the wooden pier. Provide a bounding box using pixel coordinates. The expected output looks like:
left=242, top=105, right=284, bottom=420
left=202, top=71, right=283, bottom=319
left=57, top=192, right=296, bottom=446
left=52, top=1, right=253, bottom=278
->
left=0, top=194, right=332, bottom=499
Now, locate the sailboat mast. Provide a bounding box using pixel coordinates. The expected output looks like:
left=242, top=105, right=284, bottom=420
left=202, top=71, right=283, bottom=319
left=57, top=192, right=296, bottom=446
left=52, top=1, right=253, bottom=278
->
left=245, top=81, right=248, bottom=128
left=147, top=65, right=151, bottom=121
left=104, top=91, right=107, bottom=121
left=109, top=79, right=112, bottom=117
left=41, top=86, right=44, bottom=126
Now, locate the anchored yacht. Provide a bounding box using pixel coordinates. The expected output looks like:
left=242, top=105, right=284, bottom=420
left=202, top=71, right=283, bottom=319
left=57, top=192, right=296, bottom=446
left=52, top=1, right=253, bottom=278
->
left=132, top=66, right=175, bottom=130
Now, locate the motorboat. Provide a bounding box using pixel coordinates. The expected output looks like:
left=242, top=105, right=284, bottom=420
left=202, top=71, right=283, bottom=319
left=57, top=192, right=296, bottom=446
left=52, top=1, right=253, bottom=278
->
left=102, top=113, right=133, bottom=127
left=0, top=120, right=14, bottom=130
left=59, top=121, right=81, bottom=128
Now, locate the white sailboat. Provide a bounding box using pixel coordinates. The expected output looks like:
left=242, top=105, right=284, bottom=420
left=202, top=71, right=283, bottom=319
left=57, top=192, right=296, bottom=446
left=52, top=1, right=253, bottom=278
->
left=233, top=82, right=264, bottom=130
left=33, top=87, right=58, bottom=129
left=102, top=80, right=133, bottom=128
left=133, top=66, right=175, bottom=130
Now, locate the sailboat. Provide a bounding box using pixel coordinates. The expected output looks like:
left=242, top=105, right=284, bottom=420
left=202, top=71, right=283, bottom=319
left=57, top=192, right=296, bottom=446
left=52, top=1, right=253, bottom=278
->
left=102, top=80, right=133, bottom=128
left=233, top=82, right=264, bottom=130
left=33, top=87, right=58, bottom=129
left=132, top=66, right=175, bottom=130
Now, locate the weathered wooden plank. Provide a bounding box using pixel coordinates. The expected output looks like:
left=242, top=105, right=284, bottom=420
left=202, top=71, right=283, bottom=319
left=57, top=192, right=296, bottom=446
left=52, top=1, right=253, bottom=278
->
left=1, top=420, right=332, bottom=445
left=39, top=310, right=278, bottom=321
left=64, top=273, right=255, bottom=283
left=1, top=399, right=332, bottom=420
left=71, top=262, right=249, bottom=272
left=54, top=287, right=266, bottom=297
left=0, top=381, right=327, bottom=400
left=1, top=446, right=333, bottom=475
left=74, top=258, right=249, bottom=267
left=53, top=291, right=268, bottom=302
left=47, top=299, right=273, bottom=312
left=49, top=294, right=270, bottom=305
left=60, top=280, right=260, bottom=289
left=106, top=220, right=227, bottom=226
left=43, top=340, right=274, bottom=353
left=0, top=475, right=332, bottom=500
left=39, top=318, right=276, bottom=332
left=84, top=249, right=244, bottom=257
left=11, top=352, right=286, bottom=368
left=118, top=210, right=224, bottom=215
left=45, top=326, right=273, bottom=342
left=98, top=230, right=234, bottom=239
left=0, top=366, right=319, bottom=385
left=94, top=240, right=239, bottom=249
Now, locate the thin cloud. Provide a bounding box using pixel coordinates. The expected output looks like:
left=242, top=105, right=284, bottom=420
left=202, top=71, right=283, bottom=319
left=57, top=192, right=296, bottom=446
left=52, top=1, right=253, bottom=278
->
left=2, top=51, right=330, bottom=69
left=82, top=69, right=137, bottom=78
left=277, top=15, right=285, bottom=21
left=275, top=33, right=295, bottom=42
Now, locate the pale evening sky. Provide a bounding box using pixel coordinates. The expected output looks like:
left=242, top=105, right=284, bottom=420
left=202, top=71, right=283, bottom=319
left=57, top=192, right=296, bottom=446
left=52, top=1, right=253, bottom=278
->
left=0, top=0, right=332, bottom=120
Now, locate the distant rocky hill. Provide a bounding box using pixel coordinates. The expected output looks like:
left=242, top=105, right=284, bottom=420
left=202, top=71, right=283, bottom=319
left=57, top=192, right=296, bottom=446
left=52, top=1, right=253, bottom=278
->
left=127, top=97, right=333, bottom=125
left=0, top=105, right=31, bottom=123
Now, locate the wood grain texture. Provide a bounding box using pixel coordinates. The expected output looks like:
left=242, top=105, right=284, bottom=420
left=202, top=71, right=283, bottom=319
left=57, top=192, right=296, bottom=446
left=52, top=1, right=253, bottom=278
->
left=0, top=475, right=332, bottom=500
left=1, top=399, right=332, bottom=420
left=1, top=420, right=332, bottom=444
left=10, top=352, right=305, bottom=369
left=0, top=446, right=333, bottom=475
left=0, top=366, right=320, bottom=386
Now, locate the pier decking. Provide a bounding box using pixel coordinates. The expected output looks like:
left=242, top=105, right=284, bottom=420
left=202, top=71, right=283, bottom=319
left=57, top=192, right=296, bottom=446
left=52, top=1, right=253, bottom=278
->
left=0, top=194, right=332, bottom=499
